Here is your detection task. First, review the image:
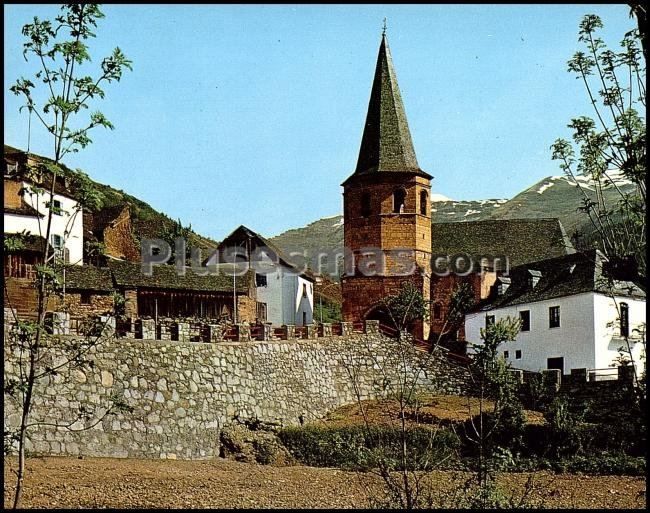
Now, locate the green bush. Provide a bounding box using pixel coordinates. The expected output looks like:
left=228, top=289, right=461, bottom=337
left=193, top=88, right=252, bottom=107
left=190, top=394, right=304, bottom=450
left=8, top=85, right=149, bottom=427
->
left=278, top=424, right=461, bottom=471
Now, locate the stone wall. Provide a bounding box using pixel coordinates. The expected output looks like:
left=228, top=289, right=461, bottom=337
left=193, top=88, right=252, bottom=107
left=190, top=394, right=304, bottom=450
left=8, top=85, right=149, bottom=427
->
left=55, top=291, right=115, bottom=319
left=3, top=332, right=469, bottom=460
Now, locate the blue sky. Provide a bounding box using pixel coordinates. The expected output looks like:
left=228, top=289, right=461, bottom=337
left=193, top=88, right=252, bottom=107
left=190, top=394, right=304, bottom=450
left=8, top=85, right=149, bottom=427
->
left=3, top=4, right=638, bottom=241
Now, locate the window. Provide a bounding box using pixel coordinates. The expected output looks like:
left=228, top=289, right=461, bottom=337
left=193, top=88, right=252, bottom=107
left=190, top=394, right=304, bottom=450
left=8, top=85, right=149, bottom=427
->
left=519, top=310, right=530, bottom=332
left=302, top=283, right=307, bottom=298
left=393, top=188, right=406, bottom=213
left=515, top=350, right=522, bottom=359
left=549, top=306, right=560, bottom=328
left=255, top=273, right=267, bottom=287
left=620, top=302, right=629, bottom=338
left=547, top=357, right=564, bottom=374
left=51, top=199, right=62, bottom=215
left=433, top=303, right=442, bottom=320
left=419, top=190, right=428, bottom=215
left=486, top=315, right=495, bottom=328
left=302, top=311, right=307, bottom=325
left=361, top=193, right=371, bottom=217
left=80, top=291, right=92, bottom=305
left=50, top=234, right=63, bottom=250
left=504, top=350, right=509, bottom=359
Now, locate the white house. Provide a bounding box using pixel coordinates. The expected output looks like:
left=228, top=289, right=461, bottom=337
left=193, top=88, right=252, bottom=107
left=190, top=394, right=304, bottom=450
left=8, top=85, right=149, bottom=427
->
left=208, top=225, right=314, bottom=326
left=465, top=250, right=646, bottom=377
left=4, top=146, right=84, bottom=266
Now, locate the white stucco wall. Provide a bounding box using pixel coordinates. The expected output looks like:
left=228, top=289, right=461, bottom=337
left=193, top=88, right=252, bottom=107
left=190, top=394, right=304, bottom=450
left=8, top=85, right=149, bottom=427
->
left=593, top=294, right=646, bottom=374
left=465, top=292, right=646, bottom=375
left=253, top=263, right=314, bottom=326
left=465, top=292, right=598, bottom=373
left=255, top=267, right=284, bottom=326
left=5, top=183, right=84, bottom=265
left=295, top=275, right=314, bottom=326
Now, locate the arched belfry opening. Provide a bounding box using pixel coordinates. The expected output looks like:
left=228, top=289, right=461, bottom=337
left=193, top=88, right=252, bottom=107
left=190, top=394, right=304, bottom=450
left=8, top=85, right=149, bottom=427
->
left=393, top=188, right=406, bottom=213
left=420, top=190, right=428, bottom=215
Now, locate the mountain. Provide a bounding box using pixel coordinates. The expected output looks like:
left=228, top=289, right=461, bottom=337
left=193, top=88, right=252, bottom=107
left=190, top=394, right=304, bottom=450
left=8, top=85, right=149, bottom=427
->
left=269, top=171, right=638, bottom=272
left=484, top=172, right=637, bottom=236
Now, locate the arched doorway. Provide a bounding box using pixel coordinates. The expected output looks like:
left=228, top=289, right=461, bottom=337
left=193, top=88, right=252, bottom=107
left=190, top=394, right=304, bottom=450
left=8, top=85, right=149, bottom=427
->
left=364, top=305, right=416, bottom=333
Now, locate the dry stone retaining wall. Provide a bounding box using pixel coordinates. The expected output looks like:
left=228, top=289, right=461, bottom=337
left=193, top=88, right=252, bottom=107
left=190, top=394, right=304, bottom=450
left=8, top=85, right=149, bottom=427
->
left=4, top=333, right=469, bottom=460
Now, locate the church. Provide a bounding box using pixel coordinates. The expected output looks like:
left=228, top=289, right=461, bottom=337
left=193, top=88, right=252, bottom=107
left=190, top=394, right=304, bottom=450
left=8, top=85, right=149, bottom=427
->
left=340, top=31, right=433, bottom=340
left=340, top=31, right=574, bottom=344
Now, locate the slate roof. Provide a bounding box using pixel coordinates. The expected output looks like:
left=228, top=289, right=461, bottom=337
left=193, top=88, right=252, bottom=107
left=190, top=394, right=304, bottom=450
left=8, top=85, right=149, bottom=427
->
left=343, top=34, right=431, bottom=185
left=474, top=250, right=645, bottom=312
left=210, top=225, right=315, bottom=281
left=63, top=265, right=114, bottom=292
left=107, top=260, right=250, bottom=293
left=431, top=218, right=575, bottom=270
left=4, top=203, right=42, bottom=217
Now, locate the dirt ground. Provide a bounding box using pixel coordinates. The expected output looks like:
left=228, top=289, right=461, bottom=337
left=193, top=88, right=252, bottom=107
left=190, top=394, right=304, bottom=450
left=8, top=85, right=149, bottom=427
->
left=3, top=456, right=646, bottom=509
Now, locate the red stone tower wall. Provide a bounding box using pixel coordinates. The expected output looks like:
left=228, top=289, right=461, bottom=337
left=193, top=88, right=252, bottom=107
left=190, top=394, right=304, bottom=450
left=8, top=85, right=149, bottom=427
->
left=342, top=173, right=432, bottom=339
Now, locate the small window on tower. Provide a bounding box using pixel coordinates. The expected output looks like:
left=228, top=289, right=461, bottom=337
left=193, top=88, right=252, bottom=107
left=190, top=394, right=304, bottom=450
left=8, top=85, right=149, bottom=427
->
left=433, top=303, right=442, bottom=320
left=361, top=193, right=371, bottom=217
left=302, top=283, right=307, bottom=298
left=420, top=190, right=428, bottom=216
left=80, top=291, right=92, bottom=305
left=393, top=188, right=406, bottom=213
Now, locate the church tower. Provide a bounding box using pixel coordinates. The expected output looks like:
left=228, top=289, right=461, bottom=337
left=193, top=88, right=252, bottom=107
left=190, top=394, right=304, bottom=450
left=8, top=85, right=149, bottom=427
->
left=341, top=32, right=432, bottom=340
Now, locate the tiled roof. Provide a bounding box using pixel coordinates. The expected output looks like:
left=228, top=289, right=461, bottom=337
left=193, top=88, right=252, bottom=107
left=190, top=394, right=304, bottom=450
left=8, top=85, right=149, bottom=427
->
left=63, top=265, right=114, bottom=292
left=475, top=250, right=645, bottom=311
left=343, top=34, right=430, bottom=184
left=107, top=260, right=250, bottom=293
left=431, top=218, right=575, bottom=270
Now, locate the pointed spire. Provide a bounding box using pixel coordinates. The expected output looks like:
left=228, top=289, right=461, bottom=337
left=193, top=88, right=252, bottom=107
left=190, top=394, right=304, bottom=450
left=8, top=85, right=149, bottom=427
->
left=353, top=32, right=427, bottom=177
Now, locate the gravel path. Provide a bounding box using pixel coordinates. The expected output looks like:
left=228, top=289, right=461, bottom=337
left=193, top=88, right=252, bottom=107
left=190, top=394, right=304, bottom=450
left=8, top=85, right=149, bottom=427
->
left=4, top=456, right=646, bottom=509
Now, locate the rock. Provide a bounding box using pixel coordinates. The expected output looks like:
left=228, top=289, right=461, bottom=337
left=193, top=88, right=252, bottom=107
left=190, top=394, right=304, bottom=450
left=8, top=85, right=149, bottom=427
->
left=101, top=371, right=114, bottom=387
left=219, top=424, right=294, bottom=466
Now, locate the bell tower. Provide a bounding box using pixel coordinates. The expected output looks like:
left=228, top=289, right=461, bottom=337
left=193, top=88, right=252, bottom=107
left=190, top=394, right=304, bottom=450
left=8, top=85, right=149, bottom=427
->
left=341, top=32, right=432, bottom=340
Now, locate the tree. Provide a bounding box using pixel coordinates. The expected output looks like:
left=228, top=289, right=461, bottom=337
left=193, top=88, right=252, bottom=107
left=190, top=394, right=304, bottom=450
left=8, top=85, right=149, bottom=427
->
left=464, top=316, right=524, bottom=505
left=6, top=4, right=132, bottom=508
left=378, top=281, right=430, bottom=338
left=551, top=12, right=646, bottom=431
left=341, top=283, right=474, bottom=508
left=551, top=13, right=646, bottom=285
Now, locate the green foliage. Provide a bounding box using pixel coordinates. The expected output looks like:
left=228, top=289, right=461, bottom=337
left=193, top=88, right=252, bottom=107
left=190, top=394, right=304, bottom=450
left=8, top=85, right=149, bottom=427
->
left=4, top=233, right=28, bottom=253
left=314, top=300, right=342, bottom=323
left=278, top=424, right=461, bottom=471
left=379, top=281, right=430, bottom=332
left=543, top=396, right=587, bottom=459
left=11, top=4, right=132, bottom=162
left=551, top=13, right=646, bottom=282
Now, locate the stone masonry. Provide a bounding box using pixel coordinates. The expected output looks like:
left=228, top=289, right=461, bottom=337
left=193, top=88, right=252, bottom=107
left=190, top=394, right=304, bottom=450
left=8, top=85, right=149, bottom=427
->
left=3, top=332, right=469, bottom=460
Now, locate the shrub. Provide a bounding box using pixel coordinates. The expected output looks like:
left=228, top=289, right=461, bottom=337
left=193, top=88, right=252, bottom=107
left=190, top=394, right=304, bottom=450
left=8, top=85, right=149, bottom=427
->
left=278, top=424, right=461, bottom=471
left=543, top=396, right=586, bottom=459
